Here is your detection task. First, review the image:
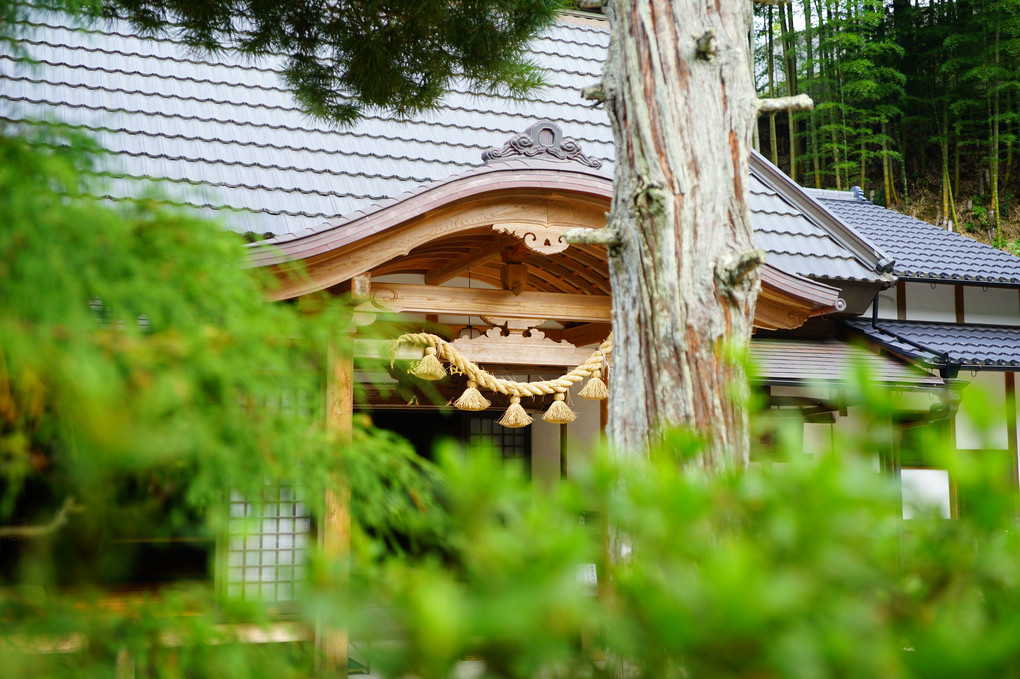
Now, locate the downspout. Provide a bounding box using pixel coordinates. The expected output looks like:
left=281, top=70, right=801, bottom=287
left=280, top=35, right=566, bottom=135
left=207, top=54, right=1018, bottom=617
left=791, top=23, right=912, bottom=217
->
left=870, top=302, right=956, bottom=378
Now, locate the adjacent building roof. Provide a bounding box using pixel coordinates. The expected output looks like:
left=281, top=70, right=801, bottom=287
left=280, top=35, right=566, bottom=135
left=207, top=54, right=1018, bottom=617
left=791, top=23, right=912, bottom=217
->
left=843, top=319, right=1020, bottom=370
left=1, top=9, right=886, bottom=287
left=751, top=338, right=943, bottom=388
left=749, top=157, right=884, bottom=283
left=810, top=189, right=1020, bottom=285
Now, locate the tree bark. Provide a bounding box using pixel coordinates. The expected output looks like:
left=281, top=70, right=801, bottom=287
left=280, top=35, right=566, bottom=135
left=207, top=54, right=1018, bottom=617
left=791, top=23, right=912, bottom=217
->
left=602, top=0, right=760, bottom=468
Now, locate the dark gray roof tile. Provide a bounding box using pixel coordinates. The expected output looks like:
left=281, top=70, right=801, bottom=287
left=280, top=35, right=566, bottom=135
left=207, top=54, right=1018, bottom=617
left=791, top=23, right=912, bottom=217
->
left=843, top=319, right=1020, bottom=368
left=811, top=191, right=1020, bottom=284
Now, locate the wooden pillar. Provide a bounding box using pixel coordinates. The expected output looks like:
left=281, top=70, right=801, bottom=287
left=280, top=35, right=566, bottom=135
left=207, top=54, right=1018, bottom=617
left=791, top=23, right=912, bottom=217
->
left=318, top=340, right=352, bottom=677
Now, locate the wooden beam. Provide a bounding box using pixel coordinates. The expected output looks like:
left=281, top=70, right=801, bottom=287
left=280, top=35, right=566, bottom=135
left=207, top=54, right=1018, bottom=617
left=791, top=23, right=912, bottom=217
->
left=554, top=322, right=613, bottom=347
left=359, top=283, right=611, bottom=323
left=318, top=340, right=352, bottom=678
left=424, top=240, right=507, bottom=285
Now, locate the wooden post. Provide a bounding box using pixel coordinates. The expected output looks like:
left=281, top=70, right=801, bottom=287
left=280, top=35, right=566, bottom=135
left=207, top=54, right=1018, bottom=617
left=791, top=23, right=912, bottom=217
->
left=318, top=340, right=353, bottom=677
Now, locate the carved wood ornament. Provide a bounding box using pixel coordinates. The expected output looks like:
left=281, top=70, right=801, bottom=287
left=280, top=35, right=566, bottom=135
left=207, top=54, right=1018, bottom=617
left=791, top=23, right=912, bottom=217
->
left=491, top=223, right=572, bottom=255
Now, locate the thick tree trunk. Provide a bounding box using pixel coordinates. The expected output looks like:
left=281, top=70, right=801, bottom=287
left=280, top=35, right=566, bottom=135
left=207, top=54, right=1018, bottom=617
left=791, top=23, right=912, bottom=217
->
left=603, top=0, right=760, bottom=469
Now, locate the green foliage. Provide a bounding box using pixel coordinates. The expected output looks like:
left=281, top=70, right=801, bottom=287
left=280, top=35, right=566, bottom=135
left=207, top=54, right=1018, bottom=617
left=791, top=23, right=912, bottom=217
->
left=81, top=0, right=564, bottom=125
left=0, top=118, right=443, bottom=595
left=307, top=386, right=1020, bottom=679
left=966, top=197, right=990, bottom=233
left=7, top=123, right=1020, bottom=677
left=993, top=235, right=1020, bottom=255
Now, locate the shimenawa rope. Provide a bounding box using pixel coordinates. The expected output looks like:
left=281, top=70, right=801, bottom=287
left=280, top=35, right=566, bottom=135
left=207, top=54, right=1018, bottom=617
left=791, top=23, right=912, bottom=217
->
left=391, top=332, right=613, bottom=428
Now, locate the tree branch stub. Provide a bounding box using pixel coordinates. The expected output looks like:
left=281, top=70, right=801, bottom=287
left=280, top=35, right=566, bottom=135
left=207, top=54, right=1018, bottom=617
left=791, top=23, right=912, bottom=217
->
left=562, top=224, right=621, bottom=248
left=757, top=94, right=814, bottom=114
left=695, top=30, right=717, bottom=62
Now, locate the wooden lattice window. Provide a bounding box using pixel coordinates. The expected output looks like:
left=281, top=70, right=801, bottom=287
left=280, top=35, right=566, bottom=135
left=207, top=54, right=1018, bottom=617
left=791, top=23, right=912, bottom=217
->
left=225, top=485, right=311, bottom=603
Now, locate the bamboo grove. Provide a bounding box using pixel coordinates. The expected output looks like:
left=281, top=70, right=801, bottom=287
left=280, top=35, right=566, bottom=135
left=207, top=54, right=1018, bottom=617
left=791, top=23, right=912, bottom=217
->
left=753, top=0, right=1020, bottom=247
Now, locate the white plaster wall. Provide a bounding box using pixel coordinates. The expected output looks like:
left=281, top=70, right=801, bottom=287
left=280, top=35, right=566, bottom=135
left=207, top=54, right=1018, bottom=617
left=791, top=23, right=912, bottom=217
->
left=870, top=286, right=898, bottom=320
left=903, top=282, right=955, bottom=322
left=955, top=371, right=1008, bottom=450
left=531, top=417, right=561, bottom=492
left=803, top=422, right=833, bottom=458
left=531, top=395, right=602, bottom=491
left=963, top=286, right=1020, bottom=325
left=566, top=396, right=602, bottom=474
left=901, top=468, right=951, bottom=519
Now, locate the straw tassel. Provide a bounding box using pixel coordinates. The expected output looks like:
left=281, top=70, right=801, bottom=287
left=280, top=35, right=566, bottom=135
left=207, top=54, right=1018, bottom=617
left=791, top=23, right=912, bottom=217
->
left=410, top=346, right=447, bottom=380
left=454, top=380, right=491, bottom=411
left=543, top=392, right=576, bottom=424
left=578, top=370, right=608, bottom=400
left=498, top=396, right=533, bottom=428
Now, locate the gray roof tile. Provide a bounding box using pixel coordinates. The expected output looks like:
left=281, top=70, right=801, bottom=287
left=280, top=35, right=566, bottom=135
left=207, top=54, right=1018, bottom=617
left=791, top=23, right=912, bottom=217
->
left=843, top=319, right=1020, bottom=368
left=811, top=191, right=1020, bottom=284
left=3, top=10, right=880, bottom=285
left=749, top=171, right=879, bottom=282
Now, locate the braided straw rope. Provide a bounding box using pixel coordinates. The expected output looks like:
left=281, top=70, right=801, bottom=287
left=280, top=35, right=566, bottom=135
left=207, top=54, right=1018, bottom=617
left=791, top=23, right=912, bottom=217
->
left=392, top=332, right=613, bottom=397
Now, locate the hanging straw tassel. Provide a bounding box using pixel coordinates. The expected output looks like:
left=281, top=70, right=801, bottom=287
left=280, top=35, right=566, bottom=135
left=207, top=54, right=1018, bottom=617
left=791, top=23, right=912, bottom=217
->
left=578, top=369, right=608, bottom=400
left=498, top=395, right=533, bottom=428
left=543, top=392, right=577, bottom=424
left=454, top=380, right=491, bottom=411
left=410, top=346, right=447, bottom=381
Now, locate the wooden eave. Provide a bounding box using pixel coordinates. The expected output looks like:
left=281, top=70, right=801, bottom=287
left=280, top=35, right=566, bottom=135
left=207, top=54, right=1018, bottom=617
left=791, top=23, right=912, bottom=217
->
left=249, top=162, right=845, bottom=331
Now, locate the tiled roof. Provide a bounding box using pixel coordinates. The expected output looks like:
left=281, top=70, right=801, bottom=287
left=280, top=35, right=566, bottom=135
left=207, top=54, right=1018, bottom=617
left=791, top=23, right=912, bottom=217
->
left=843, top=319, right=1020, bottom=369
left=810, top=190, right=1020, bottom=285
left=1, top=9, right=881, bottom=284
left=751, top=338, right=943, bottom=388
left=749, top=160, right=881, bottom=282
left=1, top=12, right=612, bottom=236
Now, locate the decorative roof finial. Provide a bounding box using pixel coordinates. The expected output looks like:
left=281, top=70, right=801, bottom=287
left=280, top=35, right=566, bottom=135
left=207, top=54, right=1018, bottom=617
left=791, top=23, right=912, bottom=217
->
left=482, top=121, right=602, bottom=169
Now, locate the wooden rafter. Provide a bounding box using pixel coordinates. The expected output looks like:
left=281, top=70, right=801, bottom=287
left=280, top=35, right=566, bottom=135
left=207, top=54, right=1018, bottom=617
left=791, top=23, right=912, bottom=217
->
left=423, top=238, right=509, bottom=285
